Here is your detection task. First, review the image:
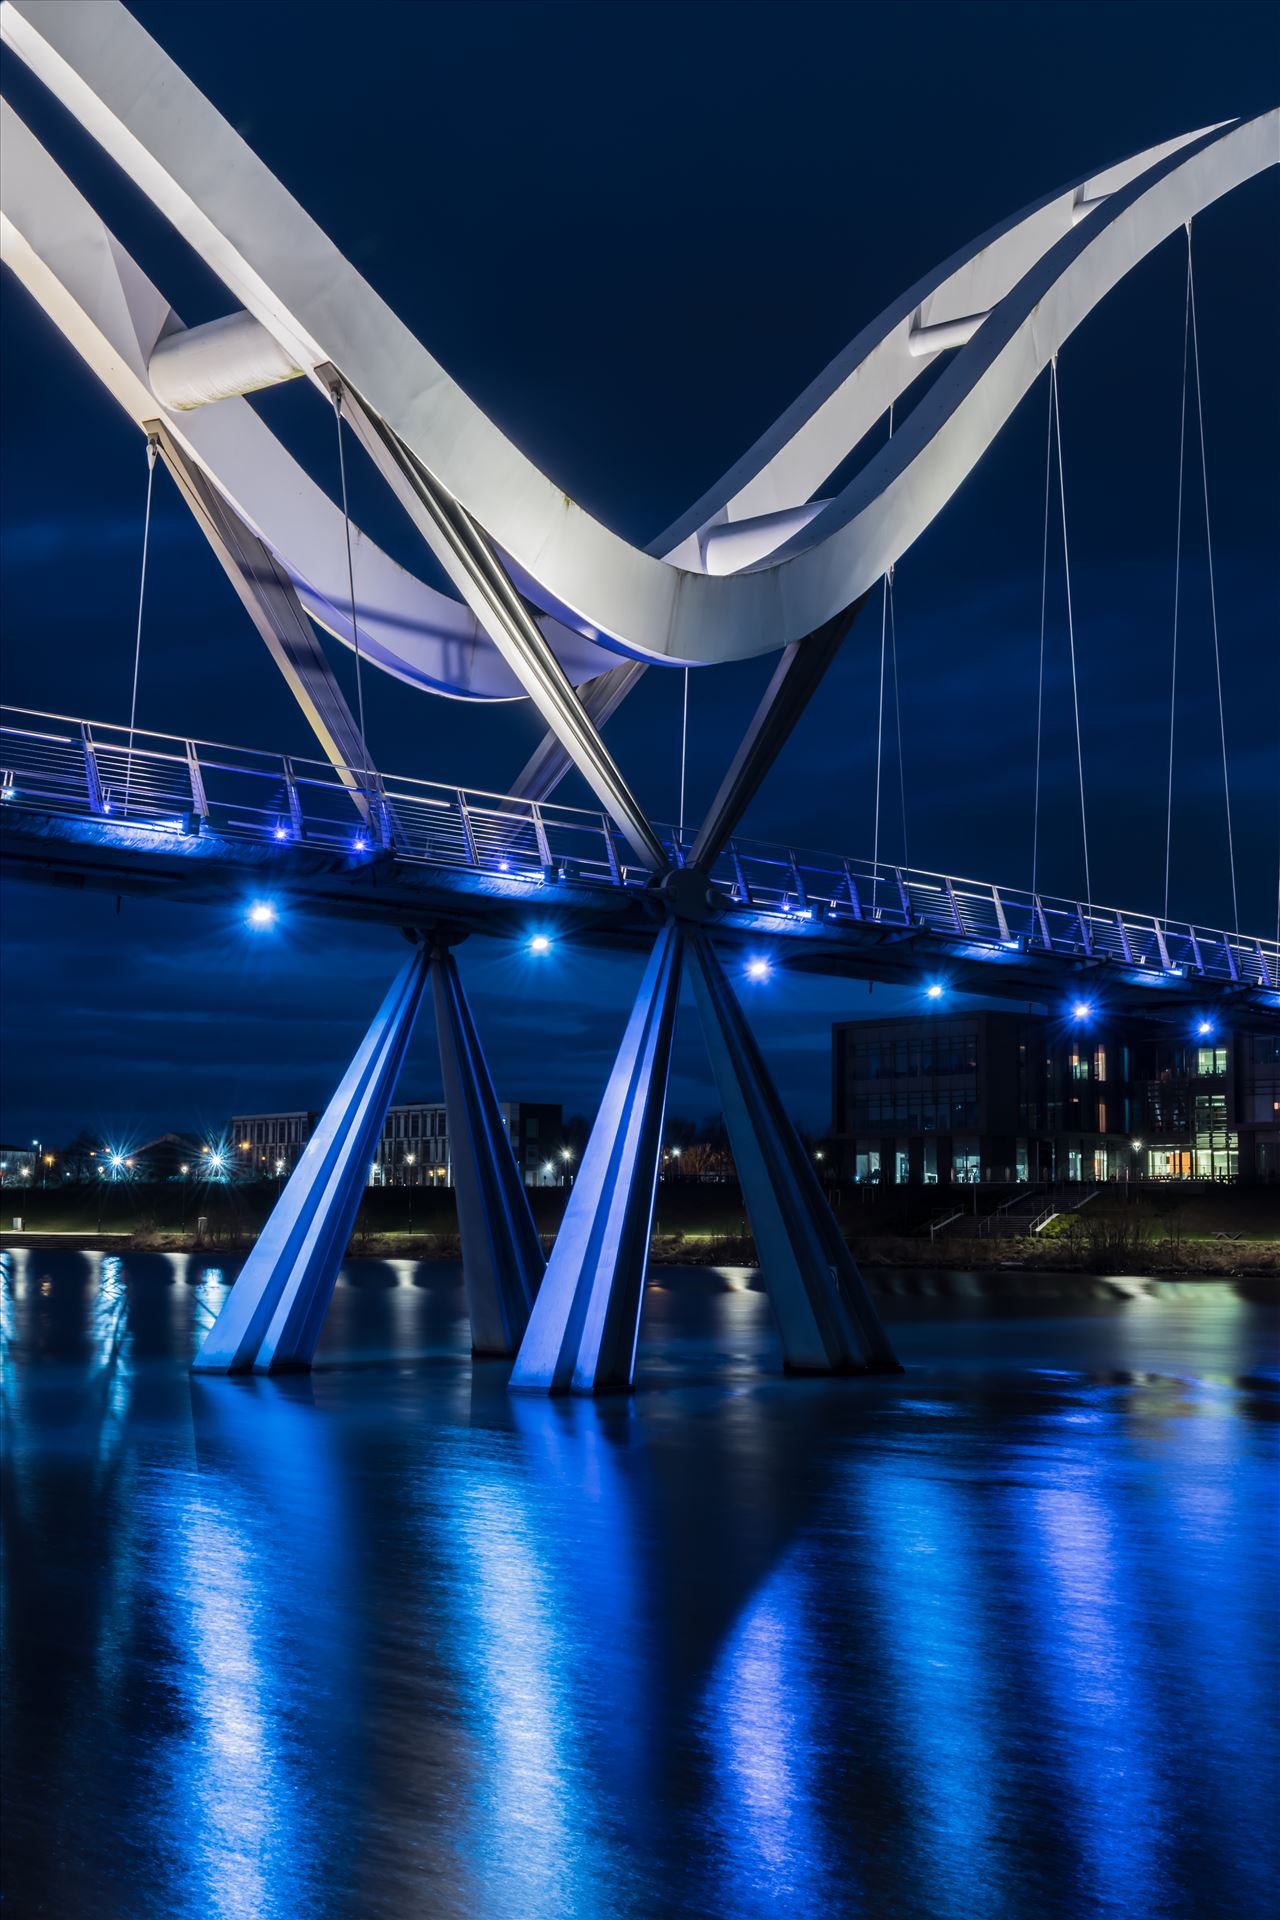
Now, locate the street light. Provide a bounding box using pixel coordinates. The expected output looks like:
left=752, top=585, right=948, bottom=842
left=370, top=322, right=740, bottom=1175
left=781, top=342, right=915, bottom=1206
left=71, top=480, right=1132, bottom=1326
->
left=746, top=958, right=770, bottom=982
left=1072, top=1001, right=1093, bottom=1022
left=246, top=899, right=277, bottom=930
left=926, top=983, right=944, bottom=1001
left=529, top=934, right=552, bottom=955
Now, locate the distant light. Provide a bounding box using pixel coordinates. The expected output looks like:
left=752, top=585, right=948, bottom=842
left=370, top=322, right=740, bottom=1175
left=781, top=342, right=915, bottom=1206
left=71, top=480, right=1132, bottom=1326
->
left=926, top=983, right=944, bottom=1000
left=353, top=835, right=368, bottom=853
left=529, top=934, right=552, bottom=954
left=497, top=859, right=511, bottom=873
left=1197, top=1020, right=1214, bottom=1037
left=109, top=1152, right=124, bottom=1169
left=560, top=1147, right=573, bottom=1162
left=246, top=900, right=277, bottom=930
left=275, top=1160, right=285, bottom=1174
left=1072, top=1001, right=1093, bottom=1021
left=815, top=1149, right=825, bottom=1161
left=208, top=1151, right=225, bottom=1172
left=746, top=958, right=770, bottom=981
left=671, top=1147, right=681, bottom=1158
left=180, top=1165, right=189, bottom=1175
left=102, top=801, right=112, bottom=814
left=0, top=786, right=14, bottom=801
left=1132, top=1139, right=1143, bottom=1151
left=273, top=824, right=288, bottom=842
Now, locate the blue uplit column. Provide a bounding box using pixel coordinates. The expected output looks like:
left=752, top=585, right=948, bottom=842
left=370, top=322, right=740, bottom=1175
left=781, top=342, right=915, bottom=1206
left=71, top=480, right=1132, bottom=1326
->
left=685, top=930, right=900, bottom=1374
left=430, top=940, right=542, bottom=1354
left=509, top=924, right=683, bottom=1395
left=192, top=941, right=431, bottom=1374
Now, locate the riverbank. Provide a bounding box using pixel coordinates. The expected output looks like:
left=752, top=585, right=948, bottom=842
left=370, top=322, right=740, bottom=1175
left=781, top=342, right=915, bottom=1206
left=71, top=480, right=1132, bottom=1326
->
left=4, top=1224, right=1277, bottom=1276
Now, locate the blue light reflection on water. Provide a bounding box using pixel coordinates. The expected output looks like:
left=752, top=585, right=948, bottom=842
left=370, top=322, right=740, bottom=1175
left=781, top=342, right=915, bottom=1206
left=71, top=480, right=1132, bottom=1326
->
left=1, top=1249, right=1277, bottom=1920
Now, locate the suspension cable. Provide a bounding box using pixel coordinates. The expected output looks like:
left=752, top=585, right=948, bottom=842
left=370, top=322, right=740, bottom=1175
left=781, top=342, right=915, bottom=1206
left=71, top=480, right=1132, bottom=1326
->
left=888, top=564, right=908, bottom=868
left=330, top=387, right=371, bottom=789
left=1164, top=225, right=1193, bottom=924
left=1187, top=234, right=1240, bottom=939
left=1050, top=356, right=1092, bottom=920
left=1032, top=369, right=1054, bottom=897
left=871, top=401, right=893, bottom=914
left=678, top=667, right=689, bottom=843
left=123, top=436, right=158, bottom=816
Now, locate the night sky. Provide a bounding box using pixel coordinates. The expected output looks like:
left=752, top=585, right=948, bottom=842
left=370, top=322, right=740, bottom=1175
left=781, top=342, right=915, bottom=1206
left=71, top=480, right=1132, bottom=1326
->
left=2, top=0, right=1277, bottom=1148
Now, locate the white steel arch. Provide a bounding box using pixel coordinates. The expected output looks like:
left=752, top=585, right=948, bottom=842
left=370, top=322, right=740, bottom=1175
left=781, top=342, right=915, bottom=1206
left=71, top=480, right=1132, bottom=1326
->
left=2, top=0, right=1274, bottom=695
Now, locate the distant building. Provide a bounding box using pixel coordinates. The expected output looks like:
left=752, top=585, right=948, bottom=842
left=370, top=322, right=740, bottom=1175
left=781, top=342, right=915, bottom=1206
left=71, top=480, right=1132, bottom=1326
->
left=230, top=1100, right=564, bottom=1187
left=832, top=1011, right=1280, bottom=1185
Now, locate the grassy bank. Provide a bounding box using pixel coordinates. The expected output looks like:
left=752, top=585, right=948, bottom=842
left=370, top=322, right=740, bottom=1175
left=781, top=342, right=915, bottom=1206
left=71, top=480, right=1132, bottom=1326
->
left=4, top=1178, right=1276, bottom=1276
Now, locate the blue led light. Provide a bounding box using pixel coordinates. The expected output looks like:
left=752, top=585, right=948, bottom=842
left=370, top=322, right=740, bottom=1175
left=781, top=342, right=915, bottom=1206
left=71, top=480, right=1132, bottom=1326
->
left=926, top=983, right=944, bottom=1000
left=529, top=934, right=552, bottom=954
left=246, top=900, right=277, bottom=930
left=1072, top=1001, right=1093, bottom=1021
left=746, top=958, right=771, bottom=981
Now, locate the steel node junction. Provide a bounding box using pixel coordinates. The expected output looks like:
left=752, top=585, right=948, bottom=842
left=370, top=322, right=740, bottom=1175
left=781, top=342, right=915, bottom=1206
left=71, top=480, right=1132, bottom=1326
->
left=1, top=0, right=1276, bottom=1389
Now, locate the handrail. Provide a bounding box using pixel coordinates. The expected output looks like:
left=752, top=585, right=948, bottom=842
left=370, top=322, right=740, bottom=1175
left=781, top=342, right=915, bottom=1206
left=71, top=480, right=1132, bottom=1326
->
left=1, top=703, right=1277, bottom=991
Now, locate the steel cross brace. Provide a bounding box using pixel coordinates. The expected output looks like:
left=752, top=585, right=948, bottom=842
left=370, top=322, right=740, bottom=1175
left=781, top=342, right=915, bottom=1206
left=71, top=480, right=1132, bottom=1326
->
left=330, top=376, right=667, bottom=872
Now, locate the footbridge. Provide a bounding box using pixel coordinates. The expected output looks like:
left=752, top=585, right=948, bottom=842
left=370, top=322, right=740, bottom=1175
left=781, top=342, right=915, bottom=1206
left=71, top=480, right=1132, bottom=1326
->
left=1, top=0, right=1275, bottom=1390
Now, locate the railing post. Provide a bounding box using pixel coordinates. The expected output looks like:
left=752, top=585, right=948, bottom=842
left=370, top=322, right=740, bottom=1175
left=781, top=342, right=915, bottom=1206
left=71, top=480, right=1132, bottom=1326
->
left=895, top=869, right=912, bottom=923
left=788, top=851, right=807, bottom=911
left=944, top=876, right=964, bottom=934
left=602, top=814, right=623, bottom=885
left=185, top=740, right=208, bottom=833
left=991, top=886, right=1010, bottom=943
left=1153, top=919, right=1172, bottom=971
left=1034, top=895, right=1054, bottom=950
left=531, top=802, right=553, bottom=871
left=731, top=842, right=753, bottom=907
left=282, top=758, right=305, bottom=840
left=457, top=790, right=479, bottom=867
left=1115, top=910, right=1134, bottom=964
left=80, top=723, right=105, bottom=816
left=842, top=861, right=862, bottom=920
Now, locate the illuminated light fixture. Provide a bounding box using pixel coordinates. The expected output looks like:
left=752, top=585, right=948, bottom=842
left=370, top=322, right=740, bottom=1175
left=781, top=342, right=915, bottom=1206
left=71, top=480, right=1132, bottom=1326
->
left=1072, top=1001, right=1093, bottom=1021
left=926, top=983, right=944, bottom=1000
left=497, top=859, right=511, bottom=873
left=208, top=1151, right=225, bottom=1172
left=1197, top=1020, right=1214, bottom=1037
left=529, top=934, right=552, bottom=954
left=273, top=824, right=288, bottom=842
left=0, top=786, right=14, bottom=801
left=352, top=834, right=369, bottom=853
left=746, top=958, right=771, bottom=981
left=246, top=900, right=277, bottom=929
left=109, top=1152, right=124, bottom=1169
left=1132, top=1139, right=1144, bottom=1151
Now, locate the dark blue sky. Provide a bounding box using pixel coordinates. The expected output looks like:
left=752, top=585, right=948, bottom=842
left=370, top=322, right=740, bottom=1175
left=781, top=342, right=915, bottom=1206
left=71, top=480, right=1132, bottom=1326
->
left=2, top=0, right=1277, bottom=1146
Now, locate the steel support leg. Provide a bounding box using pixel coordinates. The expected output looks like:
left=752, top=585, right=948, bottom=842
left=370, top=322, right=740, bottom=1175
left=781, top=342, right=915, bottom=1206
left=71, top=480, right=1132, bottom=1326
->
left=430, top=941, right=542, bottom=1354
left=509, top=925, right=683, bottom=1395
left=685, top=931, right=901, bottom=1374
left=192, top=944, right=430, bottom=1374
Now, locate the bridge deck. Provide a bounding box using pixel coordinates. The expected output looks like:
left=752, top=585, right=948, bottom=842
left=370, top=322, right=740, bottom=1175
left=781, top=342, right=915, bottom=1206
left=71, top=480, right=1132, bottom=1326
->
left=2, top=707, right=1276, bottom=1020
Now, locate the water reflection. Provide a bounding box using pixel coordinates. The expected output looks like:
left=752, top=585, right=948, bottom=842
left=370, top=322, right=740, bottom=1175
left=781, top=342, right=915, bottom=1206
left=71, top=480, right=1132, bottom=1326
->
left=1, top=1255, right=1276, bottom=1920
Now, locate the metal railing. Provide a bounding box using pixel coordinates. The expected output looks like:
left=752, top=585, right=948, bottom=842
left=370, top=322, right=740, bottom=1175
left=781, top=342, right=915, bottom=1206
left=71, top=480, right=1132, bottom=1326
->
left=2, top=705, right=1277, bottom=991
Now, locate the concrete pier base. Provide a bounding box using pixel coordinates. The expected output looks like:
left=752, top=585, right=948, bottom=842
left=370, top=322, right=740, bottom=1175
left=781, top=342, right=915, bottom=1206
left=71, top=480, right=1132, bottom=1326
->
left=509, top=925, right=683, bottom=1395
left=431, top=941, right=541, bottom=1354
left=685, top=930, right=900, bottom=1374
left=192, top=942, right=430, bottom=1374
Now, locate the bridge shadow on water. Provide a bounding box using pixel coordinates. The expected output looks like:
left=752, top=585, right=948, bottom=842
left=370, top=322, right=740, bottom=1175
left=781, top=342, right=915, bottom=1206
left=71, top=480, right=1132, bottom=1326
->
left=2, top=1247, right=1277, bottom=1920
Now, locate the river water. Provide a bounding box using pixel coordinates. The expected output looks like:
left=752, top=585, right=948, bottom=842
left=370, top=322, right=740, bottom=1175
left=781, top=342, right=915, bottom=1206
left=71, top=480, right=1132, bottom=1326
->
left=2, top=1250, right=1277, bottom=1920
